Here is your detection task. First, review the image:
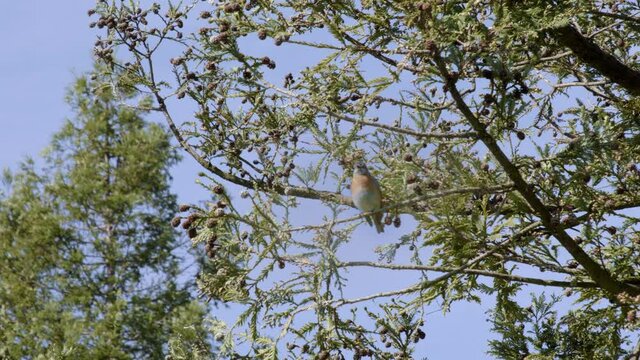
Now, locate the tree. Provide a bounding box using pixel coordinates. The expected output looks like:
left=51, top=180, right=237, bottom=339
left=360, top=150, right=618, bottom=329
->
left=0, top=69, right=211, bottom=359
left=89, top=0, right=640, bottom=358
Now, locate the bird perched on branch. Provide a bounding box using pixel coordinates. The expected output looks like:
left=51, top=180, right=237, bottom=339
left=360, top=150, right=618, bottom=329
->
left=351, top=161, right=384, bottom=233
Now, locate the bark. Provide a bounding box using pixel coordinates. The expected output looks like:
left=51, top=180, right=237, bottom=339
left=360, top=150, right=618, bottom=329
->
left=552, top=25, right=640, bottom=96
left=433, top=53, right=640, bottom=296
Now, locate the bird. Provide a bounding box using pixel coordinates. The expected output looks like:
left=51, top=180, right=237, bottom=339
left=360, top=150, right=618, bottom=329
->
left=351, top=160, right=384, bottom=233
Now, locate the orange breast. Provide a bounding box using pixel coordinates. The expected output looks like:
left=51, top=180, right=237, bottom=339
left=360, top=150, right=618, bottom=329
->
left=351, top=173, right=381, bottom=211
left=351, top=173, right=374, bottom=191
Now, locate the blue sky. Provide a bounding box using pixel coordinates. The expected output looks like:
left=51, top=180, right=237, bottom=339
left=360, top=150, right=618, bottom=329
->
left=0, top=2, right=93, bottom=168
left=0, top=2, right=207, bottom=205
left=0, top=3, right=538, bottom=358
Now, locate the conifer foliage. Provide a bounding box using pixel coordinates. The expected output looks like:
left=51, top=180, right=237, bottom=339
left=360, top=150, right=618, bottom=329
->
left=0, top=71, right=211, bottom=358
left=84, top=0, right=640, bottom=357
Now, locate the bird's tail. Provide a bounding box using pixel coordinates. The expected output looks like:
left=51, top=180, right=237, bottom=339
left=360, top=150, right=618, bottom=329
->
left=373, top=212, right=384, bottom=233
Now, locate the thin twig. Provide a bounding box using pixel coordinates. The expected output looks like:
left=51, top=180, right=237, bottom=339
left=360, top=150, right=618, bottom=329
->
left=284, top=183, right=514, bottom=232
left=553, top=80, right=607, bottom=89
left=338, top=261, right=596, bottom=289
left=433, top=50, right=633, bottom=295
left=261, top=81, right=476, bottom=140
left=331, top=226, right=530, bottom=307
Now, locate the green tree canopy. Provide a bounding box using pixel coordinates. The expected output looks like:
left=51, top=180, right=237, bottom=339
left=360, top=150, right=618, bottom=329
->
left=90, top=0, right=640, bottom=358
left=0, top=70, right=211, bottom=359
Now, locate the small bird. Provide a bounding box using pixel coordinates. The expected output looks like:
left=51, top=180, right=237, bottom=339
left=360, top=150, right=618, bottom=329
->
left=351, top=161, right=384, bottom=233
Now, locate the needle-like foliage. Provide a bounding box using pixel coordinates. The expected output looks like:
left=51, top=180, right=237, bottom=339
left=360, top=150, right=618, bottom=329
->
left=0, top=68, right=211, bottom=359
left=87, top=0, right=640, bottom=358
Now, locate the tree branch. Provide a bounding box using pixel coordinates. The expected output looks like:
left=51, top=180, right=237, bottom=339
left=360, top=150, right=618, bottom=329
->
left=261, top=81, right=476, bottom=140
left=432, top=52, right=637, bottom=296
left=153, top=94, right=350, bottom=206
left=332, top=225, right=536, bottom=307
left=338, top=261, right=597, bottom=289
left=588, top=10, right=640, bottom=26
left=550, top=25, right=640, bottom=96
left=552, top=80, right=608, bottom=89
left=285, top=183, right=514, bottom=232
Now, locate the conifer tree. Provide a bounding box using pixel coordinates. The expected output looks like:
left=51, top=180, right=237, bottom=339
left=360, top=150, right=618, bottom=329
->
left=0, top=69, right=212, bottom=359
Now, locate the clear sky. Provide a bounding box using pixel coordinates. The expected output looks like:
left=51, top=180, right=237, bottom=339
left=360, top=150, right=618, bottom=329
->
left=0, top=2, right=93, bottom=168
left=0, top=3, right=518, bottom=359
left=0, top=2, right=207, bottom=204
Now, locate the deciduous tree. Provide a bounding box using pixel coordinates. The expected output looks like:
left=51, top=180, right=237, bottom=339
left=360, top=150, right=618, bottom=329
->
left=90, top=1, right=640, bottom=357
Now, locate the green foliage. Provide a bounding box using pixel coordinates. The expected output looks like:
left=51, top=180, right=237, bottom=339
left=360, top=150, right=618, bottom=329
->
left=489, top=293, right=631, bottom=359
left=0, top=68, right=212, bottom=358
left=90, top=0, right=640, bottom=357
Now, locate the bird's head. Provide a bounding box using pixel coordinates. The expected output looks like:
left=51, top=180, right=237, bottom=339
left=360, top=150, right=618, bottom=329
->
left=354, top=160, right=369, bottom=175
